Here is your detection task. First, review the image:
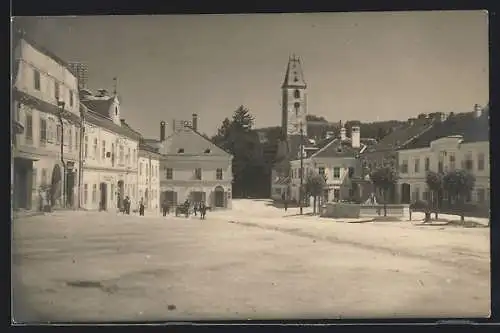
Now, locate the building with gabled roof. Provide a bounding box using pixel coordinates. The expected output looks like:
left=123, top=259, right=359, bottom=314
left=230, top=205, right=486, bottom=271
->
left=152, top=114, right=234, bottom=209
left=396, top=106, right=489, bottom=207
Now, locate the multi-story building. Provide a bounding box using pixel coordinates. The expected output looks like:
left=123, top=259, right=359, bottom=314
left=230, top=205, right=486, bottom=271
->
left=137, top=141, right=161, bottom=212
left=287, top=124, right=366, bottom=204
left=12, top=33, right=82, bottom=211
left=147, top=114, right=233, bottom=209
left=79, top=88, right=141, bottom=211
left=397, top=105, right=489, bottom=206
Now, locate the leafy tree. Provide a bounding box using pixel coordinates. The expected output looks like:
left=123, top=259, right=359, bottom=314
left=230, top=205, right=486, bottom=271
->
left=369, top=166, right=399, bottom=216
left=426, top=171, right=444, bottom=219
left=442, top=170, right=476, bottom=222
left=304, top=171, right=326, bottom=215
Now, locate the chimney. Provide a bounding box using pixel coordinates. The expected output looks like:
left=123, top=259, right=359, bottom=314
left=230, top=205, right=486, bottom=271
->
left=160, top=121, right=166, bottom=142
left=351, top=126, right=361, bottom=148
left=474, top=104, right=482, bottom=118
left=192, top=113, right=198, bottom=131
left=340, top=126, right=347, bottom=141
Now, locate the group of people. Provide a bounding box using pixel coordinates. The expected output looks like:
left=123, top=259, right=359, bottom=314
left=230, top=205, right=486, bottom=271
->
left=121, top=196, right=145, bottom=216
left=161, top=199, right=208, bottom=219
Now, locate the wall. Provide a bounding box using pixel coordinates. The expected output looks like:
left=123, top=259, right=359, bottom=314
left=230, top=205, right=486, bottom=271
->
left=81, top=122, right=139, bottom=210
left=138, top=153, right=161, bottom=211
left=159, top=155, right=233, bottom=209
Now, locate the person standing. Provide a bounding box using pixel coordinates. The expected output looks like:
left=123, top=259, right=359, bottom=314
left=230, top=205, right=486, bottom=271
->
left=200, top=202, right=207, bottom=220
left=162, top=199, right=169, bottom=217
left=139, top=197, right=145, bottom=216
left=193, top=202, right=198, bottom=216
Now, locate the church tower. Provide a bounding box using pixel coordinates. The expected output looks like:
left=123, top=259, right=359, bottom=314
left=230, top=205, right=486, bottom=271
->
left=281, top=55, right=307, bottom=138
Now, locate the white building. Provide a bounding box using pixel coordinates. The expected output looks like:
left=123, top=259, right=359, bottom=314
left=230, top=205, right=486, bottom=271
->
left=80, top=89, right=141, bottom=211
left=397, top=106, right=489, bottom=206
left=147, top=115, right=233, bottom=209
left=137, top=142, right=161, bottom=213
left=12, top=34, right=82, bottom=211
left=287, top=125, right=366, bottom=204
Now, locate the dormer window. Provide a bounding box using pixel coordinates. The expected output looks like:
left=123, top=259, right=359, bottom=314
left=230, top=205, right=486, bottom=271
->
left=294, top=77, right=299, bottom=82
left=204, top=148, right=211, bottom=154
left=177, top=148, right=184, bottom=153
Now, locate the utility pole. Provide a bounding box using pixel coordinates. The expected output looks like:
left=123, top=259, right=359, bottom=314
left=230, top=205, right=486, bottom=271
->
left=299, top=121, right=304, bottom=215
left=57, top=100, right=66, bottom=208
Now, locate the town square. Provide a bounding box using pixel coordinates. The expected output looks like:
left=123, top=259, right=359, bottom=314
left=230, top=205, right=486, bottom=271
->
left=11, top=12, right=490, bottom=323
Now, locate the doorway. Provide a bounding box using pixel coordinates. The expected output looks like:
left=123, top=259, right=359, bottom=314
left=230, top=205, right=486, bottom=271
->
left=191, top=191, right=205, bottom=204
left=401, top=183, right=411, bottom=204
left=163, top=191, right=177, bottom=206
left=99, top=182, right=108, bottom=211
left=13, top=158, right=33, bottom=210
left=214, top=186, right=225, bottom=208
left=66, top=169, right=75, bottom=207
left=117, top=180, right=124, bottom=210
left=50, top=164, right=61, bottom=207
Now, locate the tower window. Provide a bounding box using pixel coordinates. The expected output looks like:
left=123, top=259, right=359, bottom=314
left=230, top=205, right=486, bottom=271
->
left=294, top=77, right=299, bottom=82
left=115, top=107, right=118, bottom=116
left=294, top=89, right=300, bottom=98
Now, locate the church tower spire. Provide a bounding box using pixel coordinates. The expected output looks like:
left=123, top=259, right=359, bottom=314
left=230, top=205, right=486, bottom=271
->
left=281, top=55, right=307, bottom=139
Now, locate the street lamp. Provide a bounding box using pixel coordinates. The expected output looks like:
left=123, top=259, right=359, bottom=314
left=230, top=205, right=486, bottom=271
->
left=57, top=99, right=66, bottom=208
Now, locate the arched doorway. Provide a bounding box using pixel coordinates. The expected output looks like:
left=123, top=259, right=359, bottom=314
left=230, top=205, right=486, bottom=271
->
left=99, top=182, right=108, bottom=211
left=163, top=190, right=177, bottom=206
left=50, top=164, right=61, bottom=207
left=401, top=183, right=411, bottom=204
left=214, top=186, right=225, bottom=208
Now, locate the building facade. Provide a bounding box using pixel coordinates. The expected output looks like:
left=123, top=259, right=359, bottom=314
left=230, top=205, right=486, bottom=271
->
left=12, top=35, right=82, bottom=211
left=138, top=142, right=161, bottom=212
left=80, top=90, right=141, bottom=211
left=151, top=115, right=233, bottom=209
left=397, top=107, right=489, bottom=206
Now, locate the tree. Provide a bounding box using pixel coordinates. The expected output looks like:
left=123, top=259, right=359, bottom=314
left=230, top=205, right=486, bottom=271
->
left=442, top=170, right=476, bottom=222
left=426, top=171, right=444, bottom=219
left=304, top=171, right=326, bottom=215
left=369, top=166, right=399, bottom=216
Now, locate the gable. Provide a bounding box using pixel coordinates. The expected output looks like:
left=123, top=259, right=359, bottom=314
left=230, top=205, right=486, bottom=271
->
left=162, top=127, right=231, bottom=157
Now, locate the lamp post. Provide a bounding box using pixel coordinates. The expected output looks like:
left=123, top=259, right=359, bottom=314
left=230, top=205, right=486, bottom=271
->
left=299, top=121, right=304, bottom=215
left=57, top=100, right=66, bottom=208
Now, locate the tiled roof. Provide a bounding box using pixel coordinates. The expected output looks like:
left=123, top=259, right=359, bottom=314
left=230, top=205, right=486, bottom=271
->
left=81, top=98, right=113, bottom=118
left=364, top=118, right=436, bottom=153
left=83, top=108, right=142, bottom=141
left=400, top=111, right=489, bottom=150
left=312, top=139, right=363, bottom=159
left=161, top=126, right=232, bottom=157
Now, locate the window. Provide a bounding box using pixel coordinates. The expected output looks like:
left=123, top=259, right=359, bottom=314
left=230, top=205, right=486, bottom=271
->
left=318, top=167, right=325, bottom=176
left=423, top=191, right=429, bottom=201
left=33, top=69, right=40, bottom=90
left=400, top=160, right=408, bottom=174
left=414, top=158, right=420, bottom=173
left=111, top=143, right=115, bottom=166
left=464, top=152, right=473, bottom=171
left=477, top=188, right=485, bottom=203
left=449, top=153, right=456, bottom=171
left=424, top=157, right=430, bottom=172
left=93, top=138, right=98, bottom=158
left=84, top=135, right=88, bottom=158
left=195, top=168, right=202, bottom=180
left=54, top=81, right=60, bottom=100
left=56, top=125, right=62, bottom=144
left=333, top=167, right=340, bottom=179
left=41, top=169, right=47, bottom=185
left=414, top=188, right=420, bottom=202
left=68, top=128, right=72, bottom=151
left=333, top=189, right=340, bottom=201
left=83, top=184, right=88, bottom=205
left=127, top=148, right=131, bottom=165
left=294, top=89, right=300, bottom=99
left=139, top=163, right=143, bottom=176
left=119, top=145, right=124, bottom=164
left=478, top=153, right=485, bottom=171
left=166, top=168, right=173, bottom=180
left=215, top=168, right=223, bottom=180
left=25, top=112, right=33, bottom=141
left=92, top=184, right=97, bottom=204
left=102, top=141, right=106, bottom=159
left=69, top=90, right=74, bottom=107
left=348, top=167, right=355, bottom=178
left=133, top=149, right=136, bottom=164
left=40, top=119, right=47, bottom=145
left=438, top=153, right=444, bottom=173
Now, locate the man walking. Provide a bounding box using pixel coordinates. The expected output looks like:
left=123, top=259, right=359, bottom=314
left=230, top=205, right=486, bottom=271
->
left=139, top=197, right=145, bottom=216
left=162, top=199, right=169, bottom=217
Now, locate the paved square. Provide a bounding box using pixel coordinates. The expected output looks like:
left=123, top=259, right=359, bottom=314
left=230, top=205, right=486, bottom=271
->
left=12, top=200, right=490, bottom=322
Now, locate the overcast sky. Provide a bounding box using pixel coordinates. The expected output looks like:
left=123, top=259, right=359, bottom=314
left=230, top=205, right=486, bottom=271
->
left=16, top=11, right=488, bottom=138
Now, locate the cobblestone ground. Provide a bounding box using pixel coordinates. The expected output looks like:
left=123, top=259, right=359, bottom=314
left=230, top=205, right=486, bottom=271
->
left=12, top=200, right=490, bottom=323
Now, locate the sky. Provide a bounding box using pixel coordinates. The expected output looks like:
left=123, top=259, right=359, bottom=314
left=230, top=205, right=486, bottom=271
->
left=15, top=11, right=489, bottom=138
